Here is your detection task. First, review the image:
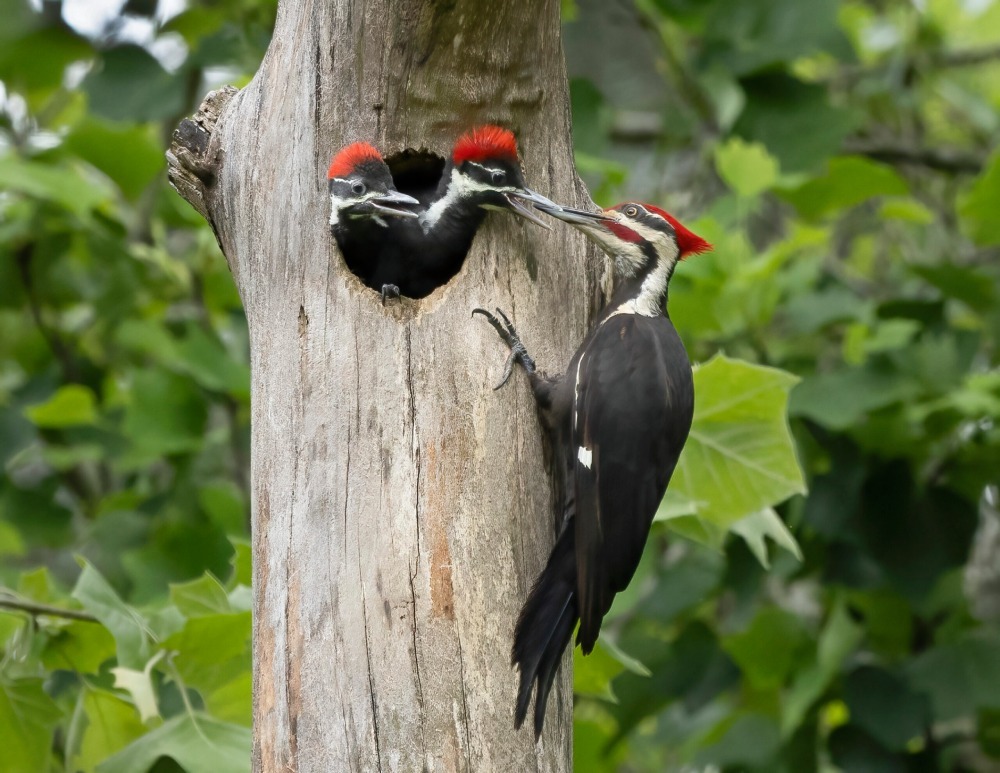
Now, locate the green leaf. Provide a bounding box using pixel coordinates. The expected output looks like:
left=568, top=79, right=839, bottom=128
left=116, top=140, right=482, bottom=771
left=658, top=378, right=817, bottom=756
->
left=790, top=363, right=920, bottom=430
left=64, top=118, right=164, bottom=201
left=908, top=630, right=1000, bottom=721
left=959, top=150, right=1000, bottom=246
left=734, top=74, right=859, bottom=172
left=694, top=713, right=782, bottom=769
left=76, top=689, right=145, bottom=773
left=71, top=560, right=151, bottom=670
left=0, top=521, right=25, bottom=558
left=714, top=137, right=779, bottom=197
left=170, top=573, right=231, bottom=618
left=575, top=642, right=629, bottom=703
left=0, top=676, right=61, bottom=773
left=203, top=672, right=252, bottom=726
left=41, top=620, right=117, bottom=675
left=200, top=483, right=247, bottom=537
left=729, top=507, right=802, bottom=569
left=844, top=666, right=929, bottom=750
left=879, top=198, right=934, bottom=224
left=228, top=539, right=252, bottom=589
left=97, top=713, right=251, bottom=773
left=783, top=600, right=863, bottom=735
left=723, top=607, right=811, bottom=689
left=671, top=355, right=805, bottom=530
left=0, top=156, right=111, bottom=216
left=122, top=369, right=208, bottom=458
left=84, top=45, right=188, bottom=123
left=163, top=612, right=251, bottom=694
left=0, top=27, right=93, bottom=102
left=703, top=0, right=851, bottom=76
left=910, top=262, right=996, bottom=312
left=24, top=385, right=98, bottom=428
left=778, top=157, right=909, bottom=219
left=173, top=326, right=251, bottom=398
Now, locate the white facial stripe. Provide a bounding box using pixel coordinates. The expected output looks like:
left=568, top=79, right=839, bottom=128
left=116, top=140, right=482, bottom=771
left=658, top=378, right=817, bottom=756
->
left=329, top=189, right=393, bottom=228
left=419, top=168, right=517, bottom=232
left=467, top=161, right=503, bottom=176
left=624, top=216, right=679, bottom=316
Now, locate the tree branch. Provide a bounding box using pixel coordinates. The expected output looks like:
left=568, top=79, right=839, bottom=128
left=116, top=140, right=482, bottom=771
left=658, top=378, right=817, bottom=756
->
left=842, top=139, right=986, bottom=174
left=934, top=44, right=1000, bottom=69
left=0, top=593, right=98, bottom=623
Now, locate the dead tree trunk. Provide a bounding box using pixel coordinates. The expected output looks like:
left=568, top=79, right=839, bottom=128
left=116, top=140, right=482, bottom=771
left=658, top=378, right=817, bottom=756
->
left=168, top=1, right=600, bottom=770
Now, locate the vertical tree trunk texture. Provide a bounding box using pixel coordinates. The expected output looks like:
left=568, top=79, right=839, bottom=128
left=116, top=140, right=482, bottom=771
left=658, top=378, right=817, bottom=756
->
left=168, top=1, right=602, bottom=770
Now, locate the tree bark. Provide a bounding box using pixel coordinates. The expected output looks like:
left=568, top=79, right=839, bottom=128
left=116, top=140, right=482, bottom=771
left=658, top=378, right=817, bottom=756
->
left=168, top=0, right=601, bottom=770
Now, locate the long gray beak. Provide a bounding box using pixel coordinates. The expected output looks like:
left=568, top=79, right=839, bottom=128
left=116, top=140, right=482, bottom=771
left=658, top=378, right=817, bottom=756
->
left=533, top=202, right=614, bottom=226
left=371, top=190, right=421, bottom=218
left=504, top=189, right=558, bottom=229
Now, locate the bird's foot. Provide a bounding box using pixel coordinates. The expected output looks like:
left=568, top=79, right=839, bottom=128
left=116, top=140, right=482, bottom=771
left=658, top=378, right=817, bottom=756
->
left=380, top=284, right=401, bottom=305
left=472, top=307, right=537, bottom=390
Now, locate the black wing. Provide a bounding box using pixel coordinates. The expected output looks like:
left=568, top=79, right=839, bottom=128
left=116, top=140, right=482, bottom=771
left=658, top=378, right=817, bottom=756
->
left=572, top=315, right=693, bottom=653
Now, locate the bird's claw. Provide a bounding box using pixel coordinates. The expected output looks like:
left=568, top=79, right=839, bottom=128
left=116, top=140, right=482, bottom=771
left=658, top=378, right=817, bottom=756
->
left=381, top=284, right=401, bottom=305
left=472, top=307, right=536, bottom=389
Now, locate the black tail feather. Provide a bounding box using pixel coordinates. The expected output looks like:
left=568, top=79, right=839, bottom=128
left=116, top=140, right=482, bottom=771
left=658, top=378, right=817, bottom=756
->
left=511, top=525, right=578, bottom=737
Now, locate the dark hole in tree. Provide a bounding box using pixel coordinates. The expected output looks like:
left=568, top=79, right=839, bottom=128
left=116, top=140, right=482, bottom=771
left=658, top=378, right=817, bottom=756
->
left=387, top=149, right=445, bottom=208
left=336, top=149, right=468, bottom=302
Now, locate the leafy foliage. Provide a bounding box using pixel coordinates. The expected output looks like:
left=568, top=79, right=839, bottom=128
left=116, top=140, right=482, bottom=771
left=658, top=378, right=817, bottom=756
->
left=1, top=0, right=998, bottom=771
left=566, top=0, right=1000, bottom=769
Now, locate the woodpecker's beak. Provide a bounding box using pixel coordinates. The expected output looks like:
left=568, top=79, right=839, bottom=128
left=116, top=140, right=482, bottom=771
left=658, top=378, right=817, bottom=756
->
left=370, top=190, right=421, bottom=218
left=503, top=189, right=556, bottom=229
left=532, top=203, right=615, bottom=227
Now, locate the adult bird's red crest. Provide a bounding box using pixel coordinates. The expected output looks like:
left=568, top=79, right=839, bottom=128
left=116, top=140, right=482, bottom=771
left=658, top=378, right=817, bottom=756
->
left=452, top=125, right=520, bottom=165
left=640, top=204, right=713, bottom=258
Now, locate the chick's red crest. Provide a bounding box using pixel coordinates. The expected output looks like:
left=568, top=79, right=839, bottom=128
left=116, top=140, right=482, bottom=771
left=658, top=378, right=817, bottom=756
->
left=328, top=142, right=383, bottom=179
left=452, top=125, right=519, bottom=165
left=642, top=204, right=713, bottom=258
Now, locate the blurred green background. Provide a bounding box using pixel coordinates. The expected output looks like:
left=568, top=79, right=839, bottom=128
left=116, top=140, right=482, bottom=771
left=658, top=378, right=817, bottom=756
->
left=1, top=0, right=999, bottom=770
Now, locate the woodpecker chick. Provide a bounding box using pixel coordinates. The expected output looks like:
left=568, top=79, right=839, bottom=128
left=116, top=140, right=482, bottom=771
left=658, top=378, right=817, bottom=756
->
left=328, top=142, right=420, bottom=302
left=475, top=201, right=712, bottom=738
left=377, top=125, right=555, bottom=299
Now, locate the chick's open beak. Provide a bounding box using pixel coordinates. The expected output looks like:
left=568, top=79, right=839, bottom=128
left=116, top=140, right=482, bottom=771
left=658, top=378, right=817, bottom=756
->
left=504, top=188, right=558, bottom=229
left=371, top=190, right=420, bottom=218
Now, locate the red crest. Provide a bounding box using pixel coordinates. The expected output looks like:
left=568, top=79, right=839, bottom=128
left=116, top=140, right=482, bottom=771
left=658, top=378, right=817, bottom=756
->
left=452, top=125, right=519, bottom=165
left=328, top=142, right=383, bottom=179
left=643, top=204, right=713, bottom=258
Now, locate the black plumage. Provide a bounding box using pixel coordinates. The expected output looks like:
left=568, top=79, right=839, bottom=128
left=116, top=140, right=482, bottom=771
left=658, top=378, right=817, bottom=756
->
left=330, top=126, right=554, bottom=301
left=476, top=201, right=711, bottom=737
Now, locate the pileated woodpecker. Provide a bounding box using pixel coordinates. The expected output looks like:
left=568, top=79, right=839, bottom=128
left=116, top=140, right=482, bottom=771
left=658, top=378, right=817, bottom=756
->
left=373, top=125, right=555, bottom=300
left=328, top=142, right=421, bottom=302
left=474, top=201, right=712, bottom=737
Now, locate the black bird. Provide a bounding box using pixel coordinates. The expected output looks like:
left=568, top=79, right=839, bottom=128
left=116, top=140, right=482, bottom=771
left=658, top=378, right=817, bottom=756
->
left=474, top=201, right=712, bottom=737
left=328, top=142, right=421, bottom=302
left=374, top=125, right=555, bottom=300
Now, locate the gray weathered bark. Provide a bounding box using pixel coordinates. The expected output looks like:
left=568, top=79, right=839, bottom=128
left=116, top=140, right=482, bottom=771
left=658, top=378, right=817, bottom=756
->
left=167, top=1, right=601, bottom=770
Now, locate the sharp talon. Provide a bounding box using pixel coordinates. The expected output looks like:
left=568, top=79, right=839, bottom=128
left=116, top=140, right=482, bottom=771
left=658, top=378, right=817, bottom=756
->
left=475, top=305, right=534, bottom=388
left=493, top=352, right=516, bottom=390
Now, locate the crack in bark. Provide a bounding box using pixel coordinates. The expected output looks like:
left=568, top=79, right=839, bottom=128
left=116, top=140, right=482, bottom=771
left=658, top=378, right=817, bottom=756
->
left=360, top=581, right=383, bottom=772
left=455, top=632, right=474, bottom=773
left=408, top=562, right=428, bottom=761
left=405, top=324, right=423, bottom=583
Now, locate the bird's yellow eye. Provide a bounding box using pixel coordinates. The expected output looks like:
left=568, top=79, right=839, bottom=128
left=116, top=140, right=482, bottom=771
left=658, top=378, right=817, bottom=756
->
left=624, top=206, right=638, bottom=217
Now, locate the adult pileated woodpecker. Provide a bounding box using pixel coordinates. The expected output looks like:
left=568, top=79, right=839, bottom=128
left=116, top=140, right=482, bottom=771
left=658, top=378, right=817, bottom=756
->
left=375, top=125, right=555, bottom=300
left=328, top=142, right=421, bottom=302
left=475, top=201, right=712, bottom=738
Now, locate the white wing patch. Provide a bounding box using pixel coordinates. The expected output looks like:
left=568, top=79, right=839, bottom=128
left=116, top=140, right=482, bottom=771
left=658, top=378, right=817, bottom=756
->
left=578, top=446, right=593, bottom=469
